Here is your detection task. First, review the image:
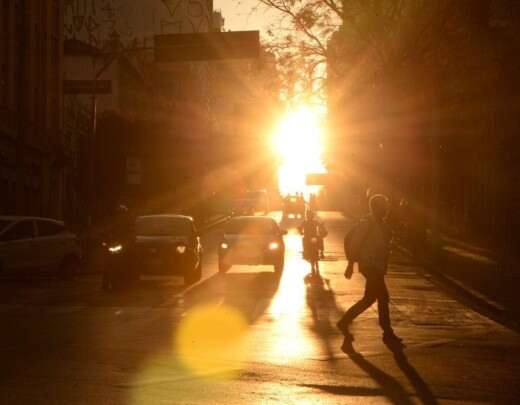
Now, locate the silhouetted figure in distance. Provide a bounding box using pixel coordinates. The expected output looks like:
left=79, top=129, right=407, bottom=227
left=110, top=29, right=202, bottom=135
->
left=299, top=210, right=327, bottom=278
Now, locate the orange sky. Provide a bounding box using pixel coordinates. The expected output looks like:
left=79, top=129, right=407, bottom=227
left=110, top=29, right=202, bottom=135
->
left=213, top=1, right=273, bottom=33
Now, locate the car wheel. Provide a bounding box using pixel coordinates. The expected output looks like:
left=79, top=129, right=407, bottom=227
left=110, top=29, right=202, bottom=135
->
left=185, top=258, right=202, bottom=285
left=274, top=257, right=284, bottom=274
left=58, top=255, right=80, bottom=280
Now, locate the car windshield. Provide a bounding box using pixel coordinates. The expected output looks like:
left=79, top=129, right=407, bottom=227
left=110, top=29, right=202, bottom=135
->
left=225, top=218, right=277, bottom=235
left=135, top=217, right=192, bottom=237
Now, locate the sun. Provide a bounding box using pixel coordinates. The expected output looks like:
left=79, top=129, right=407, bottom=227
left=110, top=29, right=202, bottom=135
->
left=273, top=105, right=326, bottom=197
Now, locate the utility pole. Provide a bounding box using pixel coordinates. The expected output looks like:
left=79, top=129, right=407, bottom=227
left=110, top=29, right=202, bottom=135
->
left=84, top=40, right=154, bottom=228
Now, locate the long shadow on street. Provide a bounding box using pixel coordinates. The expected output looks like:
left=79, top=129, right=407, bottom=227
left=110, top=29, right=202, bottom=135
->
left=304, top=274, right=438, bottom=405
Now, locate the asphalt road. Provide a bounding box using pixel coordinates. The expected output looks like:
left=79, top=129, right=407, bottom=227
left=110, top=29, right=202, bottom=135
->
left=0, top=212, right=519, bottom=404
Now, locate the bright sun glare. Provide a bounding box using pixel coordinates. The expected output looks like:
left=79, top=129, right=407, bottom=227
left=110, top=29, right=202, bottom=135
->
left=274, top=105, right=327, bottom=197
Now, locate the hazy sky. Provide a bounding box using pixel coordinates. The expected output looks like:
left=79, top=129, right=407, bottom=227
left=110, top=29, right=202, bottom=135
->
left=213, top=1, right=273, bottom=32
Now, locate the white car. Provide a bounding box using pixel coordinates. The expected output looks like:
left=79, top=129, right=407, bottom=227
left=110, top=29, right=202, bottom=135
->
left=0, top=216, right=81, bottom=278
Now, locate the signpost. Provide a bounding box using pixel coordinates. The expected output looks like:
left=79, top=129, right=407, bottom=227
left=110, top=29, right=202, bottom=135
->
left=154, top=31, right=260, bottom=62
left=81, top=31, right=260, bottom=248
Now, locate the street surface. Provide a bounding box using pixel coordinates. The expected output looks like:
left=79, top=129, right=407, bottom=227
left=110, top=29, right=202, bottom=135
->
left=0, top=212, right=519, bottom=404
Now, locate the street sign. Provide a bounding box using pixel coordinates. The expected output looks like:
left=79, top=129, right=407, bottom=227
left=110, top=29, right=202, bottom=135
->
left=306, top=173, right=329, bottom=186
left=64, top=80, right=112, bottom=95
left=154, top=31, right=260, bottom=62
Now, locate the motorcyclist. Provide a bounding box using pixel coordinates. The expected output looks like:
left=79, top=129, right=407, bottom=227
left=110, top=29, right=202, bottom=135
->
left=308, top=194, right=326, bottom=257
left=102, top=204, right=134, bottom=291
left=299, top=210, right=327, bottom=276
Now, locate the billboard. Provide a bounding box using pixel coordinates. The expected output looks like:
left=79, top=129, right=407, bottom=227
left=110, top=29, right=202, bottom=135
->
left=155, top=31, right=260, bottom=62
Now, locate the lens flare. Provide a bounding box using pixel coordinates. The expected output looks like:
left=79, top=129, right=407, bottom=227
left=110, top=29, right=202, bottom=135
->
left=176, top=304, right=248, bottom=377
left=273, top=105, right=327, bottom=197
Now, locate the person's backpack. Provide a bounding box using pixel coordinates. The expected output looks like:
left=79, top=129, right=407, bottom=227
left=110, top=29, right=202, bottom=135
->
left=344, top=220, right=369, bottom=262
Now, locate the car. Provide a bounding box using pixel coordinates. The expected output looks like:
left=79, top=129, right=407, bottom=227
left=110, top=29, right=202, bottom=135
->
left=0, top=216, right=81, bottom=278
left=106, top=215, right=202, bottom=285
left=282, top=194, right=306, bottom=220
left=218, top=216, right=286, bottom=274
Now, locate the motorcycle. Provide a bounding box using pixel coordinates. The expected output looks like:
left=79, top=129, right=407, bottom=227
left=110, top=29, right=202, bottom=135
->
left=303, top=235, right=321, bottom=276
left=101, top=239, right=137, bottom=291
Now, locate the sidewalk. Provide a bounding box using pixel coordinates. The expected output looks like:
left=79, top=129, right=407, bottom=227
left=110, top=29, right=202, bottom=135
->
left=403, top=232, right=520, bottom=332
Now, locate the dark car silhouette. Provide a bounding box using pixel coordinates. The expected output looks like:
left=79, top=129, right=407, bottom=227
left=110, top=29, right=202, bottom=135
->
left=218, top=216, right=286, bottom=274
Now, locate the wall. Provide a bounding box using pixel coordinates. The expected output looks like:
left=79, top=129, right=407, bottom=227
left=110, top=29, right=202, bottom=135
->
left=0, top=0, right=64, bottom=218
left=64, top=0, right=213, bottom=47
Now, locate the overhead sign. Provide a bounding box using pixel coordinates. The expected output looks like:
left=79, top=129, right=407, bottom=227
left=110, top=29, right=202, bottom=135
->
left=64, top=80, right=112, bottom=95
left=154, top=31, right=260, bottom=62
left=306, top=173, right=329, bottom=186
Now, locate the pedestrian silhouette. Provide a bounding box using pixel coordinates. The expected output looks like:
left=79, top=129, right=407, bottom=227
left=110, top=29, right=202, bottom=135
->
left=338, top=194, right=402, bottom=344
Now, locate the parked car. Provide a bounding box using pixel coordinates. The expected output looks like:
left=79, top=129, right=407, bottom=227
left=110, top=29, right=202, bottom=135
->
left=0, top=216, right=81, bottom=278
left=105, top=215, right=202, bottom=286
left=218, top=216, right=286, bottom=274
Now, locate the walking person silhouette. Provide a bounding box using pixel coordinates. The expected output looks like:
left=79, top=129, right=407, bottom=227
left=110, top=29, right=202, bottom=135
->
left=338, top=194, right=402, bottom=344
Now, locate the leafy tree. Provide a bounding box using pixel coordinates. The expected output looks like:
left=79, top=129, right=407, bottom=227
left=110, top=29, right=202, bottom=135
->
left=252, top=0, right=342, bottom=103
left=256, top=0, right=520, bottom=254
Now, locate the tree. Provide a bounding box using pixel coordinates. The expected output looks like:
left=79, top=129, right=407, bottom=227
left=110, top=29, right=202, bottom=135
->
left=257, top=0, right=520, bottom=254
left=253, top=0, right=342, bottom=103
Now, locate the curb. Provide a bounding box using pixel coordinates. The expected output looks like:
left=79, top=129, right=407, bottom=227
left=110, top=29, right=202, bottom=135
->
left=396, top=243, right=520, bottom=334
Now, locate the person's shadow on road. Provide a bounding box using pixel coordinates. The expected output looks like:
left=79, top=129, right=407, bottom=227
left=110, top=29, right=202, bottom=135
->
left=303, top=336, right=414, bottom=404
left=305, top=275, right=343, bottom=361
left=340, top=337, right=415, bottom=405
left=304, top=275, right=438, bottom=405
left=384, top=339, right=439, bottom=405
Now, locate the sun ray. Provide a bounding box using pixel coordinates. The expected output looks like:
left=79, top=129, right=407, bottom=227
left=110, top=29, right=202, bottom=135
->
left=273, top=105, right=327, bottom=198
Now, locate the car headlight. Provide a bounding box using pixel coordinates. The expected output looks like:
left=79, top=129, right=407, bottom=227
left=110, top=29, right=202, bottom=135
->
left=288, top=214, right=295, bottom=219
left=176, top=245, right=187, bottom=254
left=269, top=242, right=280, bottom=250
left=220, top=242, right=229, bottom=249
left=108, top=244, right=123, bottom=253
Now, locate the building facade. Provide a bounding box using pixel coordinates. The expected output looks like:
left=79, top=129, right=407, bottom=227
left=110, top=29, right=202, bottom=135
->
left=62, top=1, right=216, bottom=220
left=0, top=0, right=65, bottom=217
left=64, top=0, right=213, bottom=48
